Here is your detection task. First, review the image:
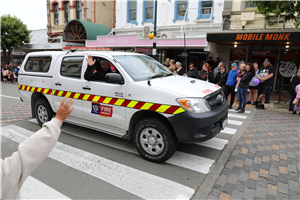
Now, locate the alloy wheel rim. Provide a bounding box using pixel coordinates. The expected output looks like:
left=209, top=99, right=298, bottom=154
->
left=139, top=127, right=165, bottom=155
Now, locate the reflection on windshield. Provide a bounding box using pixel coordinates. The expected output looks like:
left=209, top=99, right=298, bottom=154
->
left=114, top=55, right=172, bottom=81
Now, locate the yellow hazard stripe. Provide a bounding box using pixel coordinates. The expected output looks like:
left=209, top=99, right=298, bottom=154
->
left=103, top=97, right=112, bottom=104
left=140, top=103, right=153, bottom=110
left=173, top=107, right=186, bottom=115
left=92, top=96, right=100, bottom=102
left=156, top=105, right=171, bottom=113
left=115, top=99, right=125, bottom=106
left=127, top=100, right=138, bottom=108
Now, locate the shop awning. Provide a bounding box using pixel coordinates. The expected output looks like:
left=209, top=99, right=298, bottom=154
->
left=207, top=31, right=300, bottom=46
left=63, top=19, right=111, bottom=42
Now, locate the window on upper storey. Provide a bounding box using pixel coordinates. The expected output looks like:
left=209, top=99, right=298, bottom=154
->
left=76, top=1, right=82, bottom=20
left=54, top=3, right=59, bottom=25
left=65, top=1, right=70, bottom=23
left=197, top=0, right=214, bottom=20
left=127, top=0, right=137, bottom=24
left=245, top=2, right=257, bottom=8
left=173, top=1, right=188, bottom=23
left=142, top=1, right=154, bottom=24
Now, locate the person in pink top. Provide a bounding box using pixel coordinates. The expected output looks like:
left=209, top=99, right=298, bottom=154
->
left=293, top=84, right=300, bottom=114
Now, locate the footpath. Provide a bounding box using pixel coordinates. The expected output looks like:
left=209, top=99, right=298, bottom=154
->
left=200, top=101, right=300, bottom=200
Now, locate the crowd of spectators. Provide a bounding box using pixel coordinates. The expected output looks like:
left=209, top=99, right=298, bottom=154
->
left=1, top=63, right=20, bottom=83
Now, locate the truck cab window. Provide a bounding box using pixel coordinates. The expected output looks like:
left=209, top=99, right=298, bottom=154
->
left=60, top=56, right=84, bottom=79
left=84, top=56, right=119, bottom=82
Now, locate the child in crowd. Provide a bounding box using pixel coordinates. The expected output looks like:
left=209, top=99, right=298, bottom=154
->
left=292, top=84, right=300, bottom=114
left=235, top=63, right=246, bottom=92
left=9, top=70, right=14, bottom=83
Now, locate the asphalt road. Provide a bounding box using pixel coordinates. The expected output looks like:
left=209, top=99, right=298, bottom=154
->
left=1, top=82, right=253, bottom=199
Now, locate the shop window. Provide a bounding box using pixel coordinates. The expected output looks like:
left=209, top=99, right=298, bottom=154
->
left=229, top=48, right=247, bottom=67
left=197, top=0, right=214, bottom=20
left=142, top=1, right=154, bottom=25
left=54, top=3, right=59, bottom=25
left=173, top=1, right=188, bottom=23
left=64, top=1, right=70, bottom=23
left=127, top=0, right=138, bottom=25
left=245, top=2, right=257, bottom=8
left=76, top=1, right=82, bottom=20
left=60, top=56, right=84, bottom=79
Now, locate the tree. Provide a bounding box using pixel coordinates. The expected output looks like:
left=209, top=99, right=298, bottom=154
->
left=249, top=1, right=300, bottom=28
left=1, top=14, right=31, bottom=65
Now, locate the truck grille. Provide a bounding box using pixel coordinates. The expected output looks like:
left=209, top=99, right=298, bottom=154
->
left=205, top=90, right=226, bottom=111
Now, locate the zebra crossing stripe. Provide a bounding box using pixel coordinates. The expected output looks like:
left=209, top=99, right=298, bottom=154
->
left=228, top=113, right=247, bottom=119
left=21, top=176, right=71, bottom=199
left=1, top=125, right=195, bottom=199
left=228, top=109, right=251, bottom=114
left=195, top=138, right=229, bottom=150
left=221, top=127, right=237, bottom=135
left=228, top=119, right=243, bottom=126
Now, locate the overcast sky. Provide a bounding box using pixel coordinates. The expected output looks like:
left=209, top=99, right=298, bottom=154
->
left=1, top=0, right=47, bottom=30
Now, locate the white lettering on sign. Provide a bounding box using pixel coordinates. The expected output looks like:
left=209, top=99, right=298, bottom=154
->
left=105, top=38, right=129, bottom=45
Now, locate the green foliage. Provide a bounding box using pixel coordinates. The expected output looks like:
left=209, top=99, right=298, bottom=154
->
left=248, top=1, right=300, bottom=28
left=1, top=14, right=31, bottom=52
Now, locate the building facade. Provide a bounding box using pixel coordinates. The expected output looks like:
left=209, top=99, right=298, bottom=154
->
left=86, top=0, right=225, bottom=68
left=47, top=0, right=115, bottom=43
left=207, top=0, right=300, bottom=92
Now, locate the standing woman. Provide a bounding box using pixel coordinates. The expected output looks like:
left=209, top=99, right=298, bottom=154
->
left=214, top=64, right=228, bottom=88
left=174, top=62, right=186, bottom=76
left=198, top=63, right=214, bottom=82
left=248, top=62, right=259, bottom=105
left=236, top=63, right=255, bottom=113
left=288, top=69, right=300, bottom=113
left=213, top=61, right=224, bottom=78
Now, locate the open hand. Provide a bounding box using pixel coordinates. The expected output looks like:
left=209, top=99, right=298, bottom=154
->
left=55, top=97, right=75, bottom=122
left=86, top=55, right=96, bottom=66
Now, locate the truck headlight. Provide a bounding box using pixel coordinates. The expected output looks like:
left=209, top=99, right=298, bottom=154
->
left=177, top=98, right=211, bottom=113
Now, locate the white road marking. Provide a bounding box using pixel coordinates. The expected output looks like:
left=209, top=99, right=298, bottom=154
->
left=228, top=113, right=247, bottom=119
left=21, top=176, right=71, bottom=199
left=228, top=109, right=251, bottom=114
left=1, top=125, right=195, bottom=199
left=195, top=138, right=229, bottom=150
left=220, top=127, right=237, bottom=135
left=167, top=152, right=215, bottom=174
left=28, top=119, right=217, bottom=174
left=0, top=94, right=20, bottom=100
left=228, top=119, right=243, bottom=126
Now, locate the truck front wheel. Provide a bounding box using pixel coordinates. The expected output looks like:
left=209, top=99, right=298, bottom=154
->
left=133, top=118, right=178, bottom=163
left=35, top=99, right=54, bottom=126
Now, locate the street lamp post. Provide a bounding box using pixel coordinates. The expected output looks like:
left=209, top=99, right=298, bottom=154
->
left=153, top=0, right=157, bottom=55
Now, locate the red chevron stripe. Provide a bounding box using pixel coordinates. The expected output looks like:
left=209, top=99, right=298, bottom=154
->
left=40, top=88, right=45, bottom=93
left=134, top=101, right=146, bottom=109
left=108, top=98, right=118, bottom=105
left=87, top=95, right=95, bottom=101
left=61, top=91, right=67, bottom=97
left=121, top=100, right=126, bottom=107
left=78, top=93, right=84, bottom=99
left=47, top=89, right=52, bottom=94
left=69, top=92, right=76, bottom=98
left=34, top=87, right=38, bottom=92
left=54, top=90, right=59, bottom=96
left=148, top=103, right=162, bottom=111
left=165, top=106, right=180, bottom=114
left=24, top=86, right=28, bottom=90
left=98, top=96, right=106, bottom=103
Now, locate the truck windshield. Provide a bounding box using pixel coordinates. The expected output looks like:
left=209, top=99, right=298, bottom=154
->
left=114, top=55, right=173, bottom=81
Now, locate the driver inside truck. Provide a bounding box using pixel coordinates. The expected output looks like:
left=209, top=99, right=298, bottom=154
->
left=84, top=55, right=111, bottom=81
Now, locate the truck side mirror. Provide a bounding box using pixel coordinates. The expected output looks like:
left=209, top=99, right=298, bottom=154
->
left=105, top=73, right=124, bottom=84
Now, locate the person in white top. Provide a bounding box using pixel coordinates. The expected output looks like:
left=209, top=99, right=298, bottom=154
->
left=1, top=97, right=74, bottom=199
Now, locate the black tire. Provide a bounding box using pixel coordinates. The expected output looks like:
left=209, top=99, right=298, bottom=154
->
left=35, top=99, right=54, bottom=127
left=133, top=118, right=178, bottom=163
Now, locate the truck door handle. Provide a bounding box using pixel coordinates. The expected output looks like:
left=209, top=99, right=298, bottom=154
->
left=83, top=87, right=91, bottom=90
left=55, top=82, right=62, bottom=86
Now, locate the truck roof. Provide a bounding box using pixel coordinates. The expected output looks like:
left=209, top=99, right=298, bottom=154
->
left=26, top=51, right=145, bottom=57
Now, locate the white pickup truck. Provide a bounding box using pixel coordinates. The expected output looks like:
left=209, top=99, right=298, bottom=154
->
left=18, top=50, right=228, bottom=162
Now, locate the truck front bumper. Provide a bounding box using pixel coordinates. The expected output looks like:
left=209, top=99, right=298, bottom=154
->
left=168, top=103, right=228, bottom=143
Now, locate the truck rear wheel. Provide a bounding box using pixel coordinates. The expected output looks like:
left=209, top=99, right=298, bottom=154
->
left=35, top=99, right=54, bottom=126
left=133, top=118, right=177, bottom=163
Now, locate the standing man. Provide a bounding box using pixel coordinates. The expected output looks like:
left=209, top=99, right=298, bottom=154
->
left=255, top=58, right=275, bottom=109
left=207, top=57, right=214, bottom=71
left=17, top=63, right=22, bottom=70
left=223, top=63, right=238, bottom=109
